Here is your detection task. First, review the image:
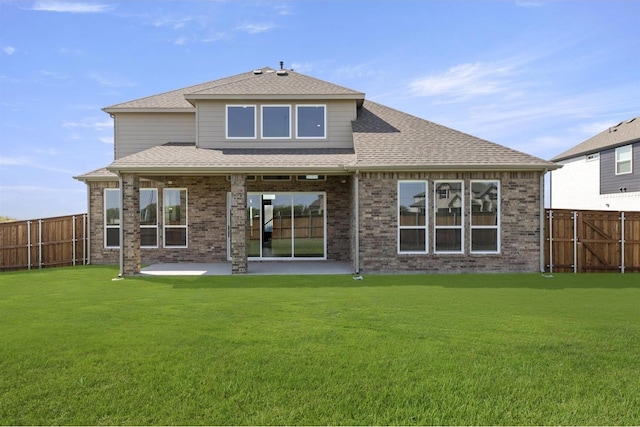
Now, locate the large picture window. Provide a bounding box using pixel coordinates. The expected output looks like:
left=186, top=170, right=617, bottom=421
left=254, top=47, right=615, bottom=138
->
left=104, top=189, right=120, bottom=248
left=163, top=188, right=187, bottom=247
left=615, top=145, right=632, bottom=175
left=398, top=181, right=427, bottom=253
left=226, top=105, right=256, bottom=138
left=471, top=181, right=500, bottom=253
left=140, top=188, right=158, bottom=248
left=434, top=181, right=463, bottom=253
left=262, top=105, right=291, bottom=138
left=296, top=105, right=325, bottom=138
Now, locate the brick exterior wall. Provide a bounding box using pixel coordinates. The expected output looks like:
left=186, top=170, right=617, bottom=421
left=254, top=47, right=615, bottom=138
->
left=121, top=173, right=140, bottom=275
left=86, top=171, right=542, bottom=273
left=86, top=175, right=353, bottom=267
left=357, top=171, right=544, bottom=273
left=229, top=174, right=247, bottom=274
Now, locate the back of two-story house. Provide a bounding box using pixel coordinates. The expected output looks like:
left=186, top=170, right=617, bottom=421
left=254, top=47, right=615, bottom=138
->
left=76, top=66, right=556, bottom=275
left=550, top=117, right=640, bottom=211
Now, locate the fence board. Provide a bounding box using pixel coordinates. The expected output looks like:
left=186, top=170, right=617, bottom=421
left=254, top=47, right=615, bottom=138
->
left=546, top=209, right=640, bottom=273
left=0, top=214, right=87, bottom=272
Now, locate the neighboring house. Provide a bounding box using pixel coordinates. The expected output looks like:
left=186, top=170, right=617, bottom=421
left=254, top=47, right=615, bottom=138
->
left=550, top=117, right=640, bottom=211
left=75, top=66, right=557, bottom=275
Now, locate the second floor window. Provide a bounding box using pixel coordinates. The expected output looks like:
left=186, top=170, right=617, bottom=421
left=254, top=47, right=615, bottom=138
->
left=262, top=105, right=291, bottom=138
left=227, top=105, right=256, bottom=138
left=615, top=145, right=632, bottom=175
left=297, top=105, right=326, bottom=138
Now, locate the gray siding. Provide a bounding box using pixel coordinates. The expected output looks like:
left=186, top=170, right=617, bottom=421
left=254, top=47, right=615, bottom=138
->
left=115, top=113, right=196, bottom=159
left=197, top=99, right=356, bottom=149
left=600, top=141, right=640, bottom=194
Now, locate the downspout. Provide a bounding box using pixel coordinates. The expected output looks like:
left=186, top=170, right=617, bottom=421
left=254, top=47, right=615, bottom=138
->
left=354, top=169, right=360, bottom=274
left=540, top=170, right=547, bottom=273
left=117, top=171, right=124, bottom=277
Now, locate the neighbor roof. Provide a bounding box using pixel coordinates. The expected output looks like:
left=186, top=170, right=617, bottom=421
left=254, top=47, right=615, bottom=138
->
left=103, top=67, right=364, bottom=113
left=551, top=117, right=640, bottom=162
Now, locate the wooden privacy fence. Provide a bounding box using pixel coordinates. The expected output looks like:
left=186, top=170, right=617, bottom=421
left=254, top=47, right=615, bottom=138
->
left=0, top=214, right=88, bottom=272
left=545, top=209, right=640, bottom=273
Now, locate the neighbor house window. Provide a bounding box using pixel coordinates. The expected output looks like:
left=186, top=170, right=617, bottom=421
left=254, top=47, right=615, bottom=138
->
left=140, top=188, right=158, bottom=248
left=471, top=180, right=500, bottom=253
left=262, top=105, right=291, bottom=138
left=398, top=181, right=427, bottom=253
left=296, top=105, right=326, bottom=138
left=615, top=145, right=632, bottom=175
left=434, top=181, right=463, bottom=253
left=104, top=188, right=120, bottom=248
left=226, top=105, right=256, bottom=138
left=163, top=189, right=187, bottom=247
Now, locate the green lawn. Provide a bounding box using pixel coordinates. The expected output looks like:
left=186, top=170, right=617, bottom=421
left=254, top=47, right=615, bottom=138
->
left=1, top=267, right=639, bottom=426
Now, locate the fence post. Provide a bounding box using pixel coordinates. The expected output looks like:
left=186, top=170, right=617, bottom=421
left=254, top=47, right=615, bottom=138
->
left=27, top=220, right=32, bottom=270
left=83, top=213, right=87, bottom=265
left=548, top=209, right=553, bottom=273
left=573, top=211, right=578, bottom=274
left=38, top=219, right=43, bottom=269
left=72, top=215, right=76, bottom=266
left=621, top=211, right=625, bottom=274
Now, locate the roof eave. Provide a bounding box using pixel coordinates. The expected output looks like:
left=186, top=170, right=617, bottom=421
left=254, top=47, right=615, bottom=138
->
left=106, top=165, right=354, bottom=175
left=102, top=107, right=194, bottom=114
left=347, top=164, right=559, bottom=172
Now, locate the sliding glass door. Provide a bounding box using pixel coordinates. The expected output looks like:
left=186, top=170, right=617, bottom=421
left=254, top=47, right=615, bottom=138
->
left=231, top=192, right=326, bottom=260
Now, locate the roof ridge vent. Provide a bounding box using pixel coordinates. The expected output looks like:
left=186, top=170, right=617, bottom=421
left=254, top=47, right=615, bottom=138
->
left=276, top=69, right=288, bottom=76
left=253, top=69, right=263, bottom=75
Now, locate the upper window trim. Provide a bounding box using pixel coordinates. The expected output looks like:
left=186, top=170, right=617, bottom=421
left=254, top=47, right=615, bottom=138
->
left=226, top=104, right=257, bottom=139
left=615, top=145, right=633, bottom=175
left=296, top=104, right=326, bottom=139
left=261, top=104, right=291, bottom=139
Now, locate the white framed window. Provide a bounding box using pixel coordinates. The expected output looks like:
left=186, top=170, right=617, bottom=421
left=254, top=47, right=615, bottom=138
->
left=398, top=181, right=428, bottom=253
left=104, top=188, right=120, bottom=248
left=163, top=188, right=188, bottom=248
left=296, top=105, right=326, bottom=139
left=261, top=105, right=291, bottom=139
left=140, top=188, right=158, bottom=248
left=226, top=105, right=256, bottom=139
left=434, top=181, right=464, bottom=253
left=615, top=145, right=632, bottom=175
left=471, top=180, right=500, bottom=253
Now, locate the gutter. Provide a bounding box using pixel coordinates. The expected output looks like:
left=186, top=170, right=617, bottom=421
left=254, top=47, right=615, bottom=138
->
left=354, top=169, right=360, bottom=274
left=117, top=171, right=124, bottom=277
left=540, top=169, right=547, bottom=273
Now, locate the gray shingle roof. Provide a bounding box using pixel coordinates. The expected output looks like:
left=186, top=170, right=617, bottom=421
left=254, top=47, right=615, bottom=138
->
left=106, top=145, right=356, bottom=173
left=353, top=100, right=555, bottom=170
left=103, top=67, right=363, bottom=111
left=551, top=117, right=640, bottom=162
left=88, top=67, right=556, bottom=177
left=73, top=167, right=117, bottom=181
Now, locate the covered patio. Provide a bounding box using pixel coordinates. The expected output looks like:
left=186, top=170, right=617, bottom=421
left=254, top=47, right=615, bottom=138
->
left=140, top=261, right=353, bottom=276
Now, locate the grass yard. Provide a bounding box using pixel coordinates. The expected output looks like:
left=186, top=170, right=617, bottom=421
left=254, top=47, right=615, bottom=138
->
left=1, top=267, right=639, bottom=426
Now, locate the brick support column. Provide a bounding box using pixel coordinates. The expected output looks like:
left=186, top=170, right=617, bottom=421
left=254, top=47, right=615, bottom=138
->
left=121, top=173, right=140, bottom=275
left=230, top=174, right=248, bottom=274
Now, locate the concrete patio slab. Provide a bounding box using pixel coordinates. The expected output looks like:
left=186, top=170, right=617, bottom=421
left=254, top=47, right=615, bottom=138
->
left=141, top=261, right=353, bottom=276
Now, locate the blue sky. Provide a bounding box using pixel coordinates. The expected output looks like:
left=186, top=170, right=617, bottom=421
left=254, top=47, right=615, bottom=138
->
left=0, top=0, right=638, bottom=220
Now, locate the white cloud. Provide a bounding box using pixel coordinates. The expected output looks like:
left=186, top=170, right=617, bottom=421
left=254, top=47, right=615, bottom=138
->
left=88, top=73, right=135, bottom=88
left=3, top=46, right=16, bottom=55
left=515, top=0, right=543, bottom=7
left=173, top=36, right=189, bottom=46
left=409, top=61, right=517, bottom=100
left=234, top=22, right=275, bottom=34
left=0, top=155, right=31, bottom=166
left=62, top=118, right=112, bottom=130
left=31, top=1, right=112, bottom=13
left=99, top=136, right=114, bottom=144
